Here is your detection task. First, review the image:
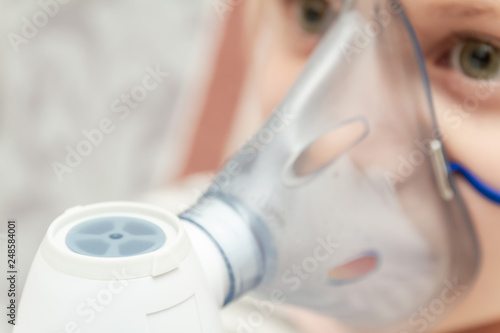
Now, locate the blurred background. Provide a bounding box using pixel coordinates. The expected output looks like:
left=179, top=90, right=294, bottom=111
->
left=0, top=1, right=251, bottom=332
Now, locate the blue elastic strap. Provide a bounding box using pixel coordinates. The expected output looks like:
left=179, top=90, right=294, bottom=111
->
left=448, top=162, right=500, bottom=204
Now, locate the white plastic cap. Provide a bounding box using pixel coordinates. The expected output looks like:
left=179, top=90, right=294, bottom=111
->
left=40, top=202, right=192, bottom=280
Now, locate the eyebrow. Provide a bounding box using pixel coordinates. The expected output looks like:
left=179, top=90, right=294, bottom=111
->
left=430, top=0, right=500, bottom=18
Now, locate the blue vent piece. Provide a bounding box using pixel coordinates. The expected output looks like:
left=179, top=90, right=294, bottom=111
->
left=66, top=216, right=166, bottom=258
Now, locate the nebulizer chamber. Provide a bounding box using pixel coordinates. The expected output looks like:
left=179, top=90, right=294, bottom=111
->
left=15, top=0, right=480, bottom=332
left=15, top=203, right=229, bottom=332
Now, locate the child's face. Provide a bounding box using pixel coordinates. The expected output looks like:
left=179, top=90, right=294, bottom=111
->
left=244, top=0, right=500, bottom=331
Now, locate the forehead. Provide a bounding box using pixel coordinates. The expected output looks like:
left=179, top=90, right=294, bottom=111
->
left=402, top=0, right=500, bottom=18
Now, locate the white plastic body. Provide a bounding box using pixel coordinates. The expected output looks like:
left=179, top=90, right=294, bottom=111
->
left=14, top=202, right=229, bottom=333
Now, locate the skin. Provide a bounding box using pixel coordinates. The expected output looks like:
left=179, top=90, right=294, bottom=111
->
left=240, top=0, right=500, bottom=332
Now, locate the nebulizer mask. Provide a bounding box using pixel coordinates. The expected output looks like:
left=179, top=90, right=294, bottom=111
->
left=16, top=0, right=482, bottom=332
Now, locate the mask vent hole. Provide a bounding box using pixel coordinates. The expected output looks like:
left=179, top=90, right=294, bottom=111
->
left=328, top=251, right=379, bottom=285
left=283, top=117, right=369, bottom=185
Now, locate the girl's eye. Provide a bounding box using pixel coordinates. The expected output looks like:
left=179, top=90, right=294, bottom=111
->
left=451, top=39, right=500, bottom=80
left=295, top=0, right=337, bottom=34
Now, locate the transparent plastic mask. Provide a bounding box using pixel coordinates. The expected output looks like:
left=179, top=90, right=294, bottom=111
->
left=180, top=0, right=480, bottom=331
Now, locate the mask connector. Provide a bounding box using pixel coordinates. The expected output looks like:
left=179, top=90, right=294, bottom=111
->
left=180, top=195, right=268, bottom=305
left=430, top=140, right=455, bottom=201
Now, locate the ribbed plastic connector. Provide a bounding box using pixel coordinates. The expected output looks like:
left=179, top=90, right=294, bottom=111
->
left=179, top=195, right=268, bottom=305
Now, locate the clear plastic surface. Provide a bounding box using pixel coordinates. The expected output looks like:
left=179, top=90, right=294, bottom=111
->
left=181, top=0, right=480, bottom=331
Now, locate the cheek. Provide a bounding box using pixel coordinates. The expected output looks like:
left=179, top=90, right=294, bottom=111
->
left=432, top=82, right=500, bottom=260
left=258, top=37, right=309, bottom=118
left=437, top=178, right=500, bottom=331
left=430, top=69, right=500, bottom=186
left=431, top=84, right=500, bottom=328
